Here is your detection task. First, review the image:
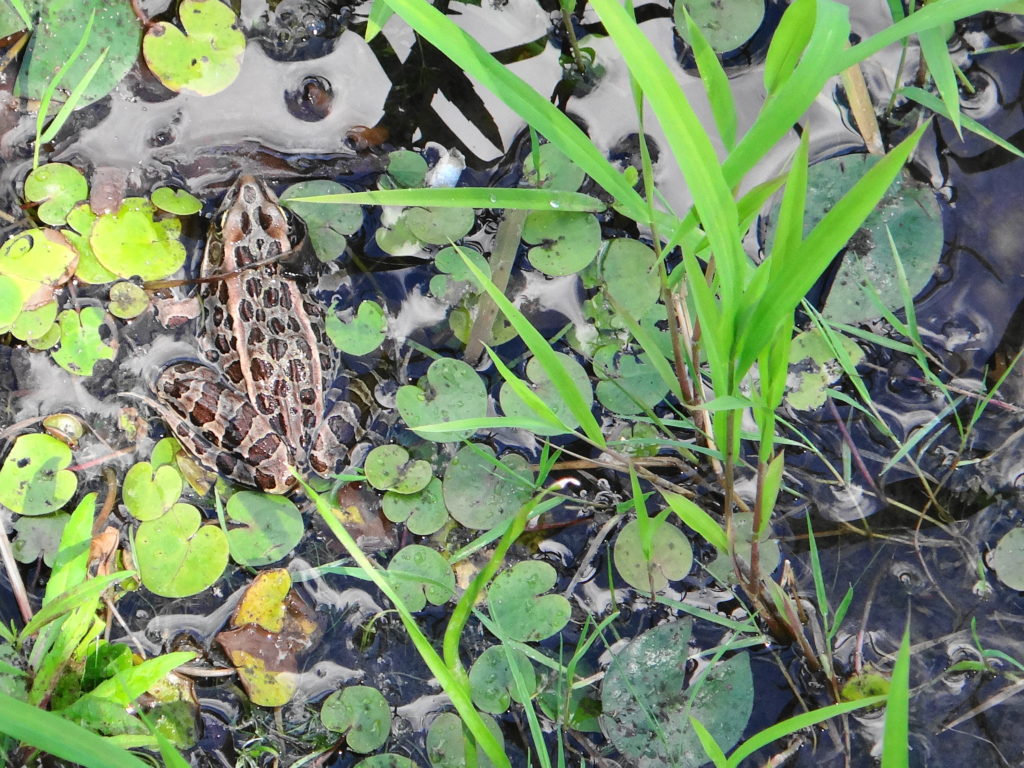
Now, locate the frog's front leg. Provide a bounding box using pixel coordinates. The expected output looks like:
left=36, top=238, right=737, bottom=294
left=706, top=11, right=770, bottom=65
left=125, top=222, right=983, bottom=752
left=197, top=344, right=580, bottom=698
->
left=306, top=399, right=361, bottom=478
left=154, top=362, right=297, bottom=494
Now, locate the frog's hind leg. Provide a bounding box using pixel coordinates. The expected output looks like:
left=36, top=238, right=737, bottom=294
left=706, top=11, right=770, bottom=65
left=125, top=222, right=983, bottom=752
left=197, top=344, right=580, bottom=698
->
left=154, top=362, right=297, bottom=494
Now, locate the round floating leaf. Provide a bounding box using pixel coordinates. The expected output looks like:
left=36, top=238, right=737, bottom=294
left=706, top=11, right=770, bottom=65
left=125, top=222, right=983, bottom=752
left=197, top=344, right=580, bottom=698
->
left=0, top=228, right=78, bottom=310
left=449, top=300, right=517, bottom=348
left=136, top=502, right=229, bottom=597
left=396, top=357, right=487, bottom=443
left=522, top=210, right=600, bottom=276
left=375, top=214, right=421, bottom=256
left=469, top=645, right=536, bottom=714
left=321, top=686, right=392, bottom=753
left=705, top=512, right=780, bottom=585
left=12, top=513, right=70, bottom=566
left=0, top=276, right=21, bottom=331
left=151, top=187, right=202, bottom=216
left=767, top=153, right=943, bottom=323
left=785, top=328, right=865, bottom=410
left=600, top=619, right=754, bottom=767
left=990, top=528, right=1024, bottom=590
left=142, top=0, right=245, bottom=96
left=11, top=301, right=58, bottom=342
left=523, top=143, right=585, bottom=192
left=91, top=198, right=186, bottom=281
left=599, top=238, right=660, bottom=321
left=593, top=346, right=670, bottom=415
left=498, top=353, right=593, bottom=435
left=280, top=181, right=363, bottom=262
left=387, top=545, right=455, bottom=612
left=108, top=281, right=150, bottom=320
left=15, top=0, right=142, bottom=107
left=674, top=0, right=765, bottom=52
left=66, top=204, right=117, bottom=285
left=326, top=300, right=387, bottom=356
left=487, top=561, right=570, bottom=642
left=442, top=445, right=534, bottom=530
left=355, top=756, right=418, bottom=768
left=403, top=206, right=475, bottom=246
left=50, top=307, right=115, bottom=376
left=435, top=245, right=491, bottom=284
left=613, top=519, right=694, bottom=592
left=841, top=672, right=890, bottom=702
left=384, top=150, right=428, bottom=189
left=24, top=164, right=88, bottom=226
left=382, top=477, right=448, bottom=535
left=426, top=711, right=503, bottom=768
left=122, top=461, right=183, bottom=521
left=0, top=434, right=77, bottom=516
left=364, top=445, right=432, bottom=494
left=226, top=491, right=304, bottom=567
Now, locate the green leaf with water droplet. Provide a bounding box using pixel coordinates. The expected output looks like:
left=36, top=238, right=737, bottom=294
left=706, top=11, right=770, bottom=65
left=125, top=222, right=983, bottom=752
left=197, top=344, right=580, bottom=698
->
left=321, top=686, right=392, bottom=753
left=12, top=513, right=70, bottom=566
left=382, top=477, right=448, bottom=535
left=383, top=150, right=428, bottom=189
left=90, top=198, right=186, bottom=281
left=498, top=353, right=593, bottom=435
left=386, top=544, right=455, bottom=611
left=469, top=645, right=536, bottom=714
left=522, top=210, right=600, bottom=276
left=442, top=445, right=534, bottom=530
left=0, top=228, right=78, bottom=310
left=426, top=712, right=504, bottom=768
left=136, top=502, right=229, bottom=597
left=403, top=206, right=475, bottom=246
left=396, top=357, right=487, bottom=442
left=613, top=518, right=693, bottom=592
left=487, top=561, right=569, bottom=642
left=151, top=187, right=202, bottom=216
left=107, top=281, right=150, bottom=320
left=226, top=491, right=304, bottom=567
left=364, top=445, right=432, bottom=494
left=142, top=0, right=245, bottom=96
left=990, top=527, right=1024, bottom=591
left=523, top=143, right=585, bottom=192
left=10, top=300, right=57, bottom=342
left=65, top=203, right=117, bottom=285
left=50, top=306, right=115, bottom=376
left=281, top=181, right=363, bottom=262
left=785, top=328, right=864, bottom=410
left=326, top=300, right=386, bottom=356
left=674, top=0, right=765, bottom=52
left=0, top=433, right=77, bottom=516
left=593, top=345, right=670, bottom=415
left=122, top=461, right=183, bottom=522
left=24, top=164, right=88, bottom=226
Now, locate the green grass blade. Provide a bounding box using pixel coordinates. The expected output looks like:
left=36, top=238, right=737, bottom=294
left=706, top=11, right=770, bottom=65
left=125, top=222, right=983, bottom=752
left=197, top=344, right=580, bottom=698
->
left=0, top=691, right=154, bottom=768
left=763, top=0, right=815, bottom=95
left=690, top=716, right=729, bottom=767
left=917, top=21, right=962, bottom=136
left=901, top=85, right=1024, bottom=158
left=454, top=245, right=606, bottom=447
left=881, top=621, right=912, bottom=768
left=680, top=7, right=736, bottom=149
left=365, top=0, right=394, bottom=41
left=21, top=571, right=130, bottom=637
left=662, top=490, right=728, bottom=553
left=6, top=0, right=30, bottom=28
left=411, top=416, right=567, bottom=434
left=379, top=0, right=647, bottom=222
left=38, top=46, right=109, bottom=144
left=589, top=0, right=745, bottom=303
left=290, top=186, right=606, bottom=212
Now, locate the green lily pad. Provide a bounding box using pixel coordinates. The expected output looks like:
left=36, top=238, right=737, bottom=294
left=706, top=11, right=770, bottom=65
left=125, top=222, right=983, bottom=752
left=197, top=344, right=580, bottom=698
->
left=0, top=276, right=22, bottom=332
left=50, top=307, right=115, bottom=376
left=382, top=477, right=449, bottom=536
left=225, top=491, right=304, bottom=567
left=434, top=245, right=491, bottom=285
left=523, top=143, right=585, bottom=192
left=403, top=206, right=475, bottom=246
left=522, top=210, right=601, bottom=276
left=767, top=153, right=943, bottom=323
left=321, top=686, right=392, bottom=753
left=27, top=323, right=61, bottom=351
left=841, top=671, right=890, bottom=702
left=108, top=281, right=151, bottom=320
left=326, top=300, right=387, bottom=356
left=24, top=164, right=88, bottom=226
left=990, top=528, right=1024, bottom=590
left=0, top=433, right=77, bottom=516
left=785, top=328, right=865, bottom=410
left=498, top=353, right=593, bottom=435
left=613, top=518, right=694, bottom=592
left=364, top=445, right=432, bottom=494
left=396, top=357, right=487, bottom=442
left=10, top=300, right=57, bottom=342
left=280, top=181, right=363, bottom=262
left=355, top=756, right=419, bottom=768
left=136, top=502, right=229, bottom=597
left=487, top=561, right=570, bottom=642
left=0, top=2, right=27, bottom=38
left=600, top=620, right=753, bottom=766
left=469, top=645, right=536, bottom=714
left=593, top=346, right=670, bottom=415
left=705, top=512, right=780, bottom=585
left=383, top=150, right=428, bottom=189
left=15, top=0, right=142, bottom=108
left=449, top=299, right=517, bottom=347
left=122, top=461, right=183, bottom=522
left=12, top=513, right=70, bottom=566
left=65, top=204, right=117, bottom=285
left=442, top=445, right=534, bottom=530
left=426, top=711, right=503, bottom=768
left=596, top=238, right=661, bottom=321
left=0, top=228, right=78, bottom=310
left=90, top=198, right=186, bottom=281
left=387, top=544, right=455, bottom=612
left=674, top=0, right=765, bottom=53
left=375, top=213, right=421, bottom=256
left=142, top=0, right=245, bottom=96
left=151, top=187, right=202, bottom=216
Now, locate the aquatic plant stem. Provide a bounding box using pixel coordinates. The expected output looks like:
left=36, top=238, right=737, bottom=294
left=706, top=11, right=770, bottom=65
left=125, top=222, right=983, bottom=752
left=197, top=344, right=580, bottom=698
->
left=0, top=523, right=32, bottom=624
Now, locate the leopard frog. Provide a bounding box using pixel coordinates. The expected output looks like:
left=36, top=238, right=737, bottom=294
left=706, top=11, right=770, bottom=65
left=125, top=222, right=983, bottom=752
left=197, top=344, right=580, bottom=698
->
left=153, top=175, right=353, bottom=493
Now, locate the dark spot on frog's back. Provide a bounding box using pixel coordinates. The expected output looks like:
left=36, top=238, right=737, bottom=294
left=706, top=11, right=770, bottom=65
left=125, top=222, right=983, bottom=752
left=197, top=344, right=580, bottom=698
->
left=269, top=317, right=286, bottom=334
left=250, top=433, right=283, bottom=462
left=263, top=285, right=279, bottom=306
left=225, top=360, right=244, bottom=383
left=248, top=326, right=266, bottom=345
left=289, top=359, right=306, bottom=381
left=189, top=400, right=216, bottom=427
left=239, top=300, right=254, bottom=322
left=268, top=338, right=288, bottom=360
left=244, top=278, right=260, bottom=299
left=299, top=387, right=316, bottom=405
left=214, top=333, right=232, bottom=355
left=250, top=357, right=273, bottom=381
left=256, top=393, right=275, bottom=414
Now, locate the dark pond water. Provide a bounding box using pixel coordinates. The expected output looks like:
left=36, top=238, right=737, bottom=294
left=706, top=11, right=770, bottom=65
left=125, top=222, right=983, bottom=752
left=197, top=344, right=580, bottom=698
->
left=4, top=0, right=1024, bottom=766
